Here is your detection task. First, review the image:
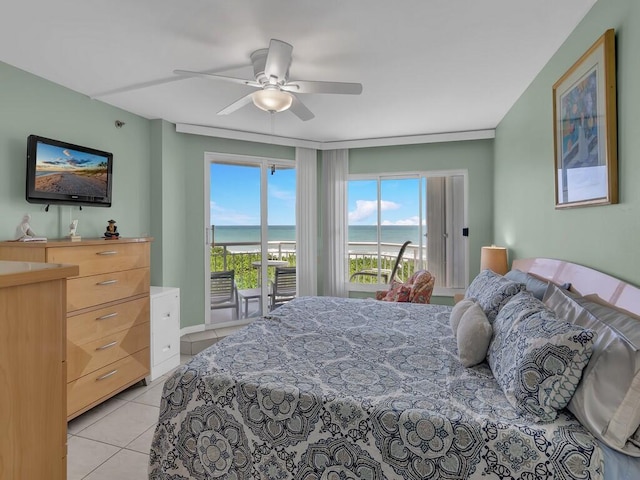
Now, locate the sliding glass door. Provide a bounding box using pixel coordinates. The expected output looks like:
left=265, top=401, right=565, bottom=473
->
left=347, top=171, right=466, bottom=292
left=206, top=154, right=296, bottom=325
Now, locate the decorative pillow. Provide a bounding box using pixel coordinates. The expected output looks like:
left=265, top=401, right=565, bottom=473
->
left=465, top=269, right=525, bottom=322
left=449, top=298, right=475, bottom=338
left=381, top=281, right=411, bottom=302
left=488, top=293, right=596, bottom=422
left=409, top=270, right=435, bottom=304
left=490, top=291, right=554, bottom=325
left=457, top=303, right=492, bottom=367
left=544, top=284, right=640, bottom=455
left=504, top=269, right=571, bottom=300
left=487, top=292, right=553, bottom=369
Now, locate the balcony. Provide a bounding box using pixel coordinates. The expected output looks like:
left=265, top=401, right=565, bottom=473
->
left=211, top=240, right=422, bottom=288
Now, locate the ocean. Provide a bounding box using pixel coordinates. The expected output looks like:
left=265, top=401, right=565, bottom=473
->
left=214, top=225, right=423, bottom=252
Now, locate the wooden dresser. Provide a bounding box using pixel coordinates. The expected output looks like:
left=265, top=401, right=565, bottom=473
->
left=0, top=237, right=152, bottom=420
left=0, top=260, right=78, bottom=480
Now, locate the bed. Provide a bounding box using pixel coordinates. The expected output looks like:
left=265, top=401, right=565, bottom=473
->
left=149, top=258, right=640, bottom=479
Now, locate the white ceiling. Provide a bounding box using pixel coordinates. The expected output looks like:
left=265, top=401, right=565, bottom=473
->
left=0, top=0, right=597, bottom=144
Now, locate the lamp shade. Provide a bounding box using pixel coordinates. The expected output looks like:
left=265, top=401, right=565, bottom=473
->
left=480, top=245, right=508, bottom=275
left=252, top=88, right=293, bottom=113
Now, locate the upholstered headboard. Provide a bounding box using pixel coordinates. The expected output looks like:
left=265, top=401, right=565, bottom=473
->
left=512, top=258, right=640, bottom=318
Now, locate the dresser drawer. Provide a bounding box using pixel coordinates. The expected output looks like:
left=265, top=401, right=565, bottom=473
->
left=47, top=242, right=149, bottom=278
left=67, top=322, right=150, bottom=382
left=67, top=348, right=149, bottom=419
left=67, top=268, right=150, bottom=312
left=67, top=296, right=149, bottom=345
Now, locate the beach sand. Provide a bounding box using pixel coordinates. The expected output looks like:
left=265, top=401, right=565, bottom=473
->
left=35, top=172, right=107, bottom=196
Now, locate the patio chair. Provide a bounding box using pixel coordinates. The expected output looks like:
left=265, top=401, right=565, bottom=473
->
left=349, top=240, right=412, bottom=284
left=210, top=270, right=239, bottom=319
left=269, top=266, right=297, bottom=311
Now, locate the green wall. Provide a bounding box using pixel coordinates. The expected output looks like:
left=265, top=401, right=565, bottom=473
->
left=153, top=126, right=295, bottom=328
left=0, top=59, right=494, bottom=329
left=350, top=139, right=495, bottom=287
left=0, top=61, right=151, bottom=241
left=494, top=0, right=640, bottom=286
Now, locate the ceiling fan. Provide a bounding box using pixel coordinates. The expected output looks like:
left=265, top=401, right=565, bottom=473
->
left=174, top=39, right=363, bottom=121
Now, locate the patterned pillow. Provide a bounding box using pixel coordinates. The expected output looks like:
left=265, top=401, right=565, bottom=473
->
left=465, top=270, right=525, bottom=322
left=381, top=281, right=411, bottom=302
left=409, top=270, right=435, bottom=304
left=488, top=296, right=596, bottom=422
left=487, top=292, right=550, bottom=370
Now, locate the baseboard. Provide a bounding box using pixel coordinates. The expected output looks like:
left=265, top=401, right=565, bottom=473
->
left=180, top=324, right=205, bottom=336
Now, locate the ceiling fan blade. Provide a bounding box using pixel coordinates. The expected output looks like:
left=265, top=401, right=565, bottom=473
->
left=174, top=70, right=260, bottom=88
left=264, top=39, right=293, bottom=81
left=217, top=93, right=255, bottom=115
left=283, top=80, right=363, bottom=95
left=288, top=94, right=314, bottom=121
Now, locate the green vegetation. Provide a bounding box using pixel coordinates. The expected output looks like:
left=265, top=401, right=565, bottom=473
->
left=211, top=246, right=415, bottom=287
left=210, top=246, right=296, bottom=289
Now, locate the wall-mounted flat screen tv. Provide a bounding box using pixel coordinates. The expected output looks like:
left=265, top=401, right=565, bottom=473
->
left=26, top=135, right=113, bottom=207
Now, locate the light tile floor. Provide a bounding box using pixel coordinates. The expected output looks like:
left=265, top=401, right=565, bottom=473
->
left=67, top=354, right=193, bottom=480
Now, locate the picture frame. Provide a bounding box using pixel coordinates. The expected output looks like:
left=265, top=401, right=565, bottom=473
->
left=552, top=29, right=617, bottom=208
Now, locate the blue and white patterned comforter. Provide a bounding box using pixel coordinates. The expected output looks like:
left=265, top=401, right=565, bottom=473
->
left=149, top=296, right=603, bottom=479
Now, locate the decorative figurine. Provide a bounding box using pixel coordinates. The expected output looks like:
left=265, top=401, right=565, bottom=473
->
left=14, top=214, right=37, bottom=240
left=104, top=219, right=120, bottom=239
left=69, top=219, right=81, bottom=241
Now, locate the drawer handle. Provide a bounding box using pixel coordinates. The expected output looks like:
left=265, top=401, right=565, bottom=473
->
left=97, top=312, right=118, bottom=321
left=97, top=279, right=118, bottom=286
left=162, top=345, right=172, bottom=352
left=96, top=341, right=118, bottom=351
left=96, top=370, right=118, bottom=381
left=97, top=251, right=118, bottom=256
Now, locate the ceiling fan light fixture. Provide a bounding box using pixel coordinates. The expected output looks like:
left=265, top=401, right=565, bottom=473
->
left=252, top=88, right=293, bottom=113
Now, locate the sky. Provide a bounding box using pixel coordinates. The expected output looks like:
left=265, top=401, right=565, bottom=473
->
left=210, top=163, right=296, bottom=226
left=210, top=163, right=424, bottom=226
left=36, top=141, right=107, bottom=171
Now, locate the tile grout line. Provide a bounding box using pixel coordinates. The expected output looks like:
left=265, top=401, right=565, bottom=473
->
left=69, top=356, right=193, bottom=479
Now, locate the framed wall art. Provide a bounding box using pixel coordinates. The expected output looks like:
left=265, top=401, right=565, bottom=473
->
left=553, top=29, right=617, bottom=208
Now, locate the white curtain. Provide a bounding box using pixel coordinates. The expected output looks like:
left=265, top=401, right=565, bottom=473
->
left=295, top=147, right=318, bottom=296
left=427, top=177, right=446, bottom=286
left=427, top=175, right=466, bottom=288
left=322, top=149, right=348, bottom=297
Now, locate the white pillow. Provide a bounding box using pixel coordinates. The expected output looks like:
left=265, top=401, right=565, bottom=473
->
left=450, top=299, right=475, bottom=338
left=457, top=303, right=492, bottom=367
left=544, top=284, right=640, bottom=455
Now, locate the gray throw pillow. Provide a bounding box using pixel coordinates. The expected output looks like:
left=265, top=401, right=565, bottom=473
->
left=450, top=298, right=475, bottom=338
left=544, top=284, right=640, bottom=455
left=457, top=303, right=492, bottom=367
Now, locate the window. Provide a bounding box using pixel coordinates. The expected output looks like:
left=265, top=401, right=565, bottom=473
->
left=347, top=171, right=467, bottom=291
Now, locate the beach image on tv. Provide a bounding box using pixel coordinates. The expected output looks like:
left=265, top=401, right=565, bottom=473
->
left=35, top=142, right=108, bottom=197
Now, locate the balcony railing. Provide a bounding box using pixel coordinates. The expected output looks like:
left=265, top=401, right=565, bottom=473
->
left=211, top=241, right=423, bottom=289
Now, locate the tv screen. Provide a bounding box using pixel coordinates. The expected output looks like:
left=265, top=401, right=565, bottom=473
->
left=26, top=135, right=113, bottom=207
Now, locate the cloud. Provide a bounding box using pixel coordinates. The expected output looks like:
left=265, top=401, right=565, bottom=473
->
left=210, top=201, right=256, bottom=225
left=348, top=200, right=400, bottom=222
left=382, top=216, right=422, bottom=226
left=63, top=149, right=71, bottom=157
left=269, top=185, right=295, bottom=201
left=66, top=157, right=92, bottom=166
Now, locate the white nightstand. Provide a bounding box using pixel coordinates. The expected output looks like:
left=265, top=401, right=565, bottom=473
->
left=149, top=286, right=181, bottom=381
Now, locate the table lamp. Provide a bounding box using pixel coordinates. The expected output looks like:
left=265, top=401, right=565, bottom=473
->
left=480, top=245, right=508, bottom=275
